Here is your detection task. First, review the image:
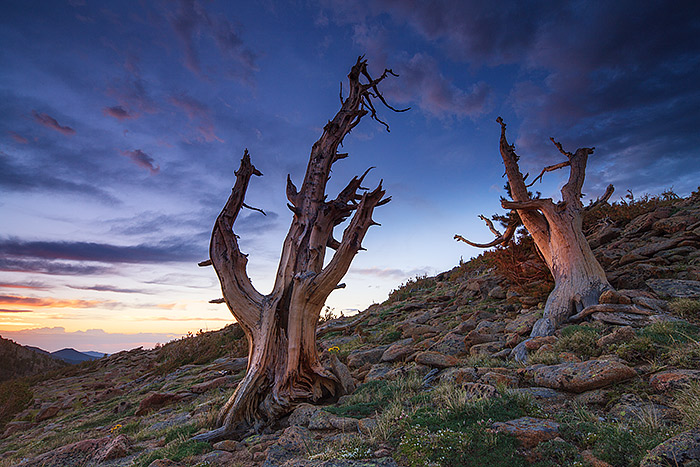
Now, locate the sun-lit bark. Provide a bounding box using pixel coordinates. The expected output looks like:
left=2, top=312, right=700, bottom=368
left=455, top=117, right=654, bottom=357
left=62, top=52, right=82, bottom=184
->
left=194, top=57, right=402, bottom=442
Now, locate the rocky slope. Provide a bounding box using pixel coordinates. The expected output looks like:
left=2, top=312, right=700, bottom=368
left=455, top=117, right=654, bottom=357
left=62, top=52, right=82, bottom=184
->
left=1, top=190, right=700, bottom=467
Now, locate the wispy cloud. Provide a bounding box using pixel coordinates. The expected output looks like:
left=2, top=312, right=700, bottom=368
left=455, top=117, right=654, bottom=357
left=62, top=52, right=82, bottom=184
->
left=68, top=284, right=152, bottom=294
left=8, top=131, right=28, bottom=144
left=32, top=110, right=76, bottom=136
left=0, top=258, right=111, bottom=276
left=120, top=149, right=160, bottom=174
left=0, top=294, right=104, bottom=308
left=350, top=266, right=431, bottom=280
left=0, top=309, right=32, bottom=313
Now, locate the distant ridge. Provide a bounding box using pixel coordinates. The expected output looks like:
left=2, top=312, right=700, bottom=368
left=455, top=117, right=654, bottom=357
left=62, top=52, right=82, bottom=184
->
left=47, top=348, right=103, bottom=364
left=0, top=336, right=66, bottom=382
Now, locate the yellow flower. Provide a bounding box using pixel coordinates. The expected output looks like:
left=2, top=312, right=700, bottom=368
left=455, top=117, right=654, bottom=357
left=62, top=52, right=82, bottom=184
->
left=110, top=424, right=122, bottom=433
left=328, top=346, right=340, bottom=353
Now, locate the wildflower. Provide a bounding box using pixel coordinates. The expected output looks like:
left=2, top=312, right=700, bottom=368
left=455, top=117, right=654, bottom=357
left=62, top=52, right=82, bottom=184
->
left=328, top=346, right=340, bottom=353
left=110, top=424, right=122, bottom=434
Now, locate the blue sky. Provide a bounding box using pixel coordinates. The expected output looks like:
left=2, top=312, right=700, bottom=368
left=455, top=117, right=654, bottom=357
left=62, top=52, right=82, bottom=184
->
left=1, top=0, right=699, bottom=352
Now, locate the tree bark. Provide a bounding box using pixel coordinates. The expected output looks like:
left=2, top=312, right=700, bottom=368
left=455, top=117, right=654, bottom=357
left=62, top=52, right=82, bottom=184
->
left=457, top=117, right=613, bottom=338
left=194, top=58, right=400, bottom=442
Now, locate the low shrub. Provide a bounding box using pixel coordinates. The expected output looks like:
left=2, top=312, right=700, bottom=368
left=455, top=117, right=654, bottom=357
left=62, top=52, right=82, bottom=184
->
left=0, top=379, right=32, bottom=431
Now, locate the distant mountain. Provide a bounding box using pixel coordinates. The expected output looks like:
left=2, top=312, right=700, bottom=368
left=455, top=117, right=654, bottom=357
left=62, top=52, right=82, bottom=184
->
left=0, top=336, right=67, bottom=382
left=82, top=351, right=108, bottom=359
left=50, top=348, right=102, bottom=364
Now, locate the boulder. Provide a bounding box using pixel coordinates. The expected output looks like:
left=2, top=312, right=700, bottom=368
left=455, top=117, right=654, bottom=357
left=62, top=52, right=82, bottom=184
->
left=191, top=375, right=238, bottom=394
left=492, top=417, right=560, bottom=448
left=525, top=359, right=637, bottom=393
left=646, top=279, right=700, bottom=298
left=135, top=392, right=186, bottom=416
left=469, top=341, right=505, bottom=357
left=597, top=326, right=636, bottom=348
left=505, top=310, right=541, bottom=335
left=429, top=332, right=466, bottom=357
left=414, top=351, right=460, bottom=369
left=381, top=338, right=415, bottom=362
left=437, top=367, right=478, bottom=385
left=35, top=404, right=61, bottom=422
left=262, top=425, right=313, bottom=467
left=347, top=347, right=388, bottom=369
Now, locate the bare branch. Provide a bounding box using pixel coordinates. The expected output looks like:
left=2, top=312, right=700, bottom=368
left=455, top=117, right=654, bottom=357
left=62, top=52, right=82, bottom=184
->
left=454, top=220, right=517, bottom=248
left=585, top=184, right=615, bottom=211
left=526, top=161, right=571, bottom=187
left=502, top=198, right=555, bottom=211
left=550, top=137, right=574, bottom=158
left=198, top=259, right=212, bottom=267
left=480, top=214, right=502, bottom=237
left=242, top=203, right=266, bottom=216
left=209, top=298, right=225, bottom=304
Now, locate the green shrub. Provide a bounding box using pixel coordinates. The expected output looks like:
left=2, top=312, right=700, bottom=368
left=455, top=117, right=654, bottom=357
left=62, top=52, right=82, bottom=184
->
left=555, top=325, right=602, bottom=359
left=0, top=379, right=32, bottom=430
left=396, top=426, right=527, bottom=467
left=673, top=381, right=700, bottom=429
left=613, top=336, right=657, bottom=363
left=532, top=439, right=583, bottom=466
left=136, top=439, right=211, bottom=467
left=639, top=321, right=699, bottom=346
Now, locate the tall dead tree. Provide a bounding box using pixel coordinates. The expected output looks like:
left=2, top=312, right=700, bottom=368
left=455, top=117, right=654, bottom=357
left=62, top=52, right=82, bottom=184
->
left=195, top=58, right=403, bottom=442
left=456, top=117, right=614, bottom=338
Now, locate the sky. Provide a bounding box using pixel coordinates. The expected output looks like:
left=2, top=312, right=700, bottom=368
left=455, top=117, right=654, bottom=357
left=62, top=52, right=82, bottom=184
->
left=1, top=1, right=699, bottom=353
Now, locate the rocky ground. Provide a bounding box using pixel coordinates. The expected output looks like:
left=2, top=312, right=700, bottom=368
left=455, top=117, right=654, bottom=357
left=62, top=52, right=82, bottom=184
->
left=1, top=190, right=700, bottom=467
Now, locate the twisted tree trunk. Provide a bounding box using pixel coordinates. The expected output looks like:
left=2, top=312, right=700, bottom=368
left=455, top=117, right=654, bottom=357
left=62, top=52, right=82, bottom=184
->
left=457, top=118, right=614, bottom=340
left=194, top=58, right=402, bottom=442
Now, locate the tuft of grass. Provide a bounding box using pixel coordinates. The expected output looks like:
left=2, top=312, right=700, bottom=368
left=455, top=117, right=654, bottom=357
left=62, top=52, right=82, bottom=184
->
left=136, top=439, right=212, bottom=467
left=554, top=325, right=602, bottom=359
left=673, top=381, right=700, bottom=429
left=669, top=298, right=700, bottom=321
left=326, top=373, right=422, bottom=420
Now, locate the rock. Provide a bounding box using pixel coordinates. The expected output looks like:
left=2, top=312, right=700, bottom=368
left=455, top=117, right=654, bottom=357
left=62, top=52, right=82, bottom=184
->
left=381, top=338, right=414, bottom=362
left=492, top=417, right=560, bottom=448
left=135, top=392, right=185, bottom=416
left=464, top=330, right=501, bottom=347
left=20, top=435, right=130, bottom=466
left=95, top=434, right=130, bottom=462
left=469, top=341, right=505, bottom=357
left=597, top=326, right=636, bottom=347
left=403, top=323, right=441, bottom=338
left=211, top=356, right=248, bottom=373
left=462, top=382, right=499, bottom=400
left=646, top=279, right=700, bottom=298
left=653, top=215, right=694, bottom=234
left=505, top=310, right=541, bottom=335
left=347, top=347, right=389, bottom=369
left=191, top=375, right=238, bottom=394
left=363, top=363, right=394, bottom=382
left=288, top=403, right=319, bottom=427
left=479, top=371, right=518, bottom=387
left=514, top=387, right=569, bottom=407
left=524, top=336, right=557, bottom=351
left=640, top=427, right=700, bottom=467
left=262, top=425, right=313, bottom=467
left=282, top=458, right=400, bottom=466
left=649, top=369, right=700, bottom=392
left=608, top=393, right=678, bottom=423
left=438, top=367, right=478, bottom=385
left=414, top=351, right=460, bottom=369
left=475, top=320, right=505, bottom=335
left=581, top=450, right=614, bottom=467
left=329, top=353, right=356, bottom=395
left=488, top=285, right=507, bottom=299
left=429, top=332, right=466, bottom=357
left=526, top=359, right=637, bottom=393
left=574, top=389, right=611, bottom=406
left=213, top=439, right=245, bottom=452
left=599, top=290, right=632, bottom=304
left=591, top=311, right=653, bottom=327
left=95, top=387, right=124, bottom=401
left=35, top=404, right=61, bottom=422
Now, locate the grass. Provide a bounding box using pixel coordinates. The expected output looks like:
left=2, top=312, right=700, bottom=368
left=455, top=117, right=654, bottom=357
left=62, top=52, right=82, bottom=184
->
left=672, top=381, right=700, bottom=428
left=669, top=298, right=700, bottom=322
left=135, top=439, right=212, bottom=467
left=0, top=379, right=32, bottom=431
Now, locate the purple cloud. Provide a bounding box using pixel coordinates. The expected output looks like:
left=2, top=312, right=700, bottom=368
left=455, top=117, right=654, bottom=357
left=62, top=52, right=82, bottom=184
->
left=103, top=105, right=135, bottom=120
left=386, top=53, right=491, bottom=118
left=8, top=131, right=28, bottom=144
left=120, top=149, right=160, bottom=174
left=32, top=110, right=76, bottom=136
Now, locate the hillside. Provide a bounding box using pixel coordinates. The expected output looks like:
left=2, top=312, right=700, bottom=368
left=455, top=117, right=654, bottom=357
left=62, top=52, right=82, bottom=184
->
left=0, top=189, right=699, bottom=466
left=0, top=337, right=67, bottom=383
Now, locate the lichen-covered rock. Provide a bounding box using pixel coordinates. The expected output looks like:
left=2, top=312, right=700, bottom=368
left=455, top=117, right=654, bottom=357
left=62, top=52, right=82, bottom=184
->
left=381, top=338, right=414, bottom=362
left=525, top=359, right=637, bottom=393
left=640, top=427, right=700, bottom=466
left=262, top=426, right=314, bottom=467
left=347, top=347, right=389, bottom=369
left=492, top=417, right=560, bottom=448
left=649, top=369, right=700, bottom=392
left=646, top=278, right=700, bottom=298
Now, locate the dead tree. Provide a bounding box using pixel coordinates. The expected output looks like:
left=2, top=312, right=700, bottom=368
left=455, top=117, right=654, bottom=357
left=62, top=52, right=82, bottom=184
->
left=194, top=58, right=403, bottom=442
left=456, top=117, right=614, bottom=338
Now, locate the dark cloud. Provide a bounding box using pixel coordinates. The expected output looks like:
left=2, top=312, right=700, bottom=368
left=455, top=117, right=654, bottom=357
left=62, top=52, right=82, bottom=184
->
left=0, top=309, right=32, bottom=313
left=103, top=105, right=135, bottom=120
left=120, top=149, right=160, bottom=174
left=0, top=238, right=200, bottom=264
left=32, top=110, right=76, bottom=136
left=68, top=284, right=151, bottom=294
left=0, top=150, right=119, bottom=203
left=0, top=257, right=110, bottom=276
left=0, top=281, right=49, bottom=290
